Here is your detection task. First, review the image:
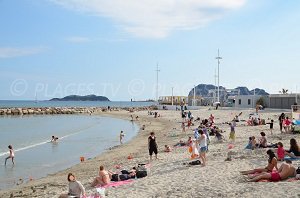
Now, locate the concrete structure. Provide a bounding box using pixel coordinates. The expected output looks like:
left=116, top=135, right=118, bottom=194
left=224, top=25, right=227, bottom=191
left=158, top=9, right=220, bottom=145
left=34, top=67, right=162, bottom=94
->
left=234, top=95, right=268, bottom=108
left=159, top=96, right=188, bottom=105
left=269, top=94, right=300, bottom=109
left=187, top=96, right=203, bottom=106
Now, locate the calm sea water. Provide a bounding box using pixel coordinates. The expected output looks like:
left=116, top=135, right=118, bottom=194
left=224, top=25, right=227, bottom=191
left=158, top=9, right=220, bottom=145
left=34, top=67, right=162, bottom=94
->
left=0, top=115, right=139, bottom=190
left=0, top=100, right=156, bottom=108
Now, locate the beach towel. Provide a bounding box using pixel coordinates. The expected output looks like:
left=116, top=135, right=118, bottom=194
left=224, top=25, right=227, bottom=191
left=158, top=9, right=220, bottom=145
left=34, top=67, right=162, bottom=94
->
left=284, top=157, right=300, bottom=161
left=97, top=180, right=134, bottom=189
left=257, top=178, right=299, bottom=182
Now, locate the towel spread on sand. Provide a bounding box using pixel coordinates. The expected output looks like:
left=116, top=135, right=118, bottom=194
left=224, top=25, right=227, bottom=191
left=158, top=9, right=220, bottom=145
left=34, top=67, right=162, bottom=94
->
left=96, top=179, right=134, bottom=188
left=284, top=157, right=300, bottom=161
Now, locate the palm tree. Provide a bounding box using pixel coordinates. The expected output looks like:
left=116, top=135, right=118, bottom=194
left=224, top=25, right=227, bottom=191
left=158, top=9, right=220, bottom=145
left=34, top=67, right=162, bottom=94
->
left=279, top=88, right=289, bottom=94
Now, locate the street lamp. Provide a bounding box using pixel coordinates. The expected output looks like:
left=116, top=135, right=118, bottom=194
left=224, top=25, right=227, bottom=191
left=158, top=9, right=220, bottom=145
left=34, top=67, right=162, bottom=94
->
left=216, top=49, right=222, bottom=103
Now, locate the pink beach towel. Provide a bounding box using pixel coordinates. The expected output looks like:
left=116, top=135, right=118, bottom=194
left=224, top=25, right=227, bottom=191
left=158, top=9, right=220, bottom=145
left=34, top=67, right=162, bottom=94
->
left=97, top=179, right=134, bottom=189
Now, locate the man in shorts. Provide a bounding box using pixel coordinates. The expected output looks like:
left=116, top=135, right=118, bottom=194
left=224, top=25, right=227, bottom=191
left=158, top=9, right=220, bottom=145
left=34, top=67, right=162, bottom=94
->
left=248, top=160, right=297, bottom=182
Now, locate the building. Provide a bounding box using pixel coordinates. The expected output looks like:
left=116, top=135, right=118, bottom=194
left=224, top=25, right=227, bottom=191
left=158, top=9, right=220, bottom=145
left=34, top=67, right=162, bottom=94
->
left=158, top=96, right=188, bottom=105
left=234, top=95, right=269, bottom=108
left=187, top=96, right=203, bottom=106
left=269, top=94, right=300, bottom=109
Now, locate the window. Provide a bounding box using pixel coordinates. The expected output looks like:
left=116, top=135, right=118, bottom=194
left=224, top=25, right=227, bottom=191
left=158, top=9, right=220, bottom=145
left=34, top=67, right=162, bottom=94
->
left=239, top=99, right=241, bottom=105
left=248, top=99, right=251, bottom=105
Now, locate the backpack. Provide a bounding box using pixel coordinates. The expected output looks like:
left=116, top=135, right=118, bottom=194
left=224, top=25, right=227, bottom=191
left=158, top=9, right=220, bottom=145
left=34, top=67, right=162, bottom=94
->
left=189, top=160, right=201, bottom=166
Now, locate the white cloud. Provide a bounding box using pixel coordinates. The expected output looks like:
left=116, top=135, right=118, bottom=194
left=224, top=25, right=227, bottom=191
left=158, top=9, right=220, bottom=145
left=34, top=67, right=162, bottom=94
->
left=51, top=0, right=246, bottom=38
left=0, top=47, right=46, bottom=58
left=66, top=36, right=91, bottom=43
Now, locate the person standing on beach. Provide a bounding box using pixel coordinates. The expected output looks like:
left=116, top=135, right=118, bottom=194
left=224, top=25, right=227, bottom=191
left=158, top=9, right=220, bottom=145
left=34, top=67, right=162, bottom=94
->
left=266, top=119, right=274, bottom=135
left=229, top=123, right=236, bottom=142
left=5, top=145, right=14, bottom=166
left=197, top=130, right=207, bottom=166
left=148, top=132, right=158, bottom=161
left=120, top=131, right=125, bottom=144
left=278, top=113, right=285, bottom=133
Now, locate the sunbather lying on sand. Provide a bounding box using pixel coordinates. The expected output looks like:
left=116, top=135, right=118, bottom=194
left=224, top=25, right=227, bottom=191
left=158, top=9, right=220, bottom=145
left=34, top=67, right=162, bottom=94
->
left=248, top=160, right=297, bottom=182
left=109, top=168, right=136, bottom=181
left=240, top=150, right=278, bottom=175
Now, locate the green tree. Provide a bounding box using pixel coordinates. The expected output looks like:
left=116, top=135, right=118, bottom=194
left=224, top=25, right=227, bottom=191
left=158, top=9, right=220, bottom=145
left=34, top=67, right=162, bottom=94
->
left=256, top=97, right=266, bottom=107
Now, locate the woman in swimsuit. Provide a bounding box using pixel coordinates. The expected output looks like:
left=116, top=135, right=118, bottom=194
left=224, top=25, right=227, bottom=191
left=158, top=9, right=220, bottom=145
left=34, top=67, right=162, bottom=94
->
left=285, top=138, right=300, bottom=158
left=240, top=149, right=278, bottom=175
left=91, top=165, right=111, bottom=187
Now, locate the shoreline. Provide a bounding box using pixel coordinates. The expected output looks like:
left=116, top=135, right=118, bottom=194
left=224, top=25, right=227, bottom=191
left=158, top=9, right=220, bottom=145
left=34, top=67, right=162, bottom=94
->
left=0, top=109, right=169, bottom=197
left=1, top=108, right=299, bottom=197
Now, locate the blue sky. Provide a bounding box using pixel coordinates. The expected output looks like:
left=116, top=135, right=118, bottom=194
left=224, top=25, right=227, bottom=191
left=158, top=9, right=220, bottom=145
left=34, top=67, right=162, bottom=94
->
left=1, top=0, right=300, bottom=101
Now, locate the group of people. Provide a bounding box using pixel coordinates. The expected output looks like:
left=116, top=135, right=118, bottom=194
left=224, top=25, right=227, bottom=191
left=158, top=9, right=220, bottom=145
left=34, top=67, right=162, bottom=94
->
left=279, top=113, right=293, bottom=133
left=240, top=149, right=299, bottom=182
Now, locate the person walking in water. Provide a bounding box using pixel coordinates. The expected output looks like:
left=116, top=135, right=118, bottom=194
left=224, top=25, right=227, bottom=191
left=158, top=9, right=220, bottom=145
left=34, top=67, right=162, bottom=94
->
left=5, top=145, right=15, bottom=166
left=148, top=132, right=158, bottom=161
left=120, top=131, right=125, bottom=144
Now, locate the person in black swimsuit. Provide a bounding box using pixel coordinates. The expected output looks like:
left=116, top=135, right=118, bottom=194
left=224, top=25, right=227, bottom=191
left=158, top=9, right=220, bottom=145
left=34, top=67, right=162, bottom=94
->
left=285, top=138, right=300, bottom=158
left=148, top=132, right=158, bottom=161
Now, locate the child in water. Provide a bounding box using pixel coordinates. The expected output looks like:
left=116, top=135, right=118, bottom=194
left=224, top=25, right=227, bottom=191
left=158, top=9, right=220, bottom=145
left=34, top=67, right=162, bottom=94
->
left=5, top=145, right=15, bottom=165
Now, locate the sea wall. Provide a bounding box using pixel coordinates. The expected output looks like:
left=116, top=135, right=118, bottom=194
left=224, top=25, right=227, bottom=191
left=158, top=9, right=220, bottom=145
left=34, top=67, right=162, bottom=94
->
left=0, top=106, right=153, bottom=116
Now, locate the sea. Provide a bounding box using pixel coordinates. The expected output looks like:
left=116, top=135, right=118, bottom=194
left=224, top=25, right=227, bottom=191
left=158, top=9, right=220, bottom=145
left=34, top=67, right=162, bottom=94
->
left=0, top=101, right=155, bottom=190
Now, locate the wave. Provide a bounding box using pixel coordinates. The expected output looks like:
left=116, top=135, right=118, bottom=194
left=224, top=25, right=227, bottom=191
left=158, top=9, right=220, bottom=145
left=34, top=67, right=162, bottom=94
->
left=0, top=121, right=101, bottom=157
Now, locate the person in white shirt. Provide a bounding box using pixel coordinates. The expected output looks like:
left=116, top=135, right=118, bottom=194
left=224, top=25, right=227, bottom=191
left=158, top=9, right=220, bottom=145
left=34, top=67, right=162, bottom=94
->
left=197, top=130, right=207, bottom=166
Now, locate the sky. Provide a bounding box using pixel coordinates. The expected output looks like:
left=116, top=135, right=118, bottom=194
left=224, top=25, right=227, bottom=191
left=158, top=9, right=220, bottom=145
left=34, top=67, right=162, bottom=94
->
left=1, top=0, right=300, bottom=101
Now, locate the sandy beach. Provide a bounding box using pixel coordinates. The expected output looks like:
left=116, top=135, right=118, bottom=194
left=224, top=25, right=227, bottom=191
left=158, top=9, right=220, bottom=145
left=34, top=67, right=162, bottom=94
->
left=0, top=108, right=299, bottom=198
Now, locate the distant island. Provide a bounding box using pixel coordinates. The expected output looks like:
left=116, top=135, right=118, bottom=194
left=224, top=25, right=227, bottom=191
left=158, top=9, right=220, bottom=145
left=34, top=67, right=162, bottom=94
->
left=50, top=95, right=110, bottom=101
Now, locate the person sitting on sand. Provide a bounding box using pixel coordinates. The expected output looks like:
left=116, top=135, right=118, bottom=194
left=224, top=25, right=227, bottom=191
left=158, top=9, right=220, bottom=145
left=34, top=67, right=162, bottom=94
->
left=251, top=136, right=257, bottom=149
left=257, top=132, right=267, bottom=148
left=245, top=137, right=254, bottom=150
left=277, top=142, right=285, bottom=161
left=285, top=138, right=300, bottom=158
left=164, top=145, right=172, bottom=152
left=59, top=173, right=86, bottom=198
left=91, top=165, right=111, bottom=187
left=215, top=130, right=224, bottom=142
left=174, top=138, right=189, bottom=147
left=248, top=160, right=296, bottom=182
left=240, top=149, right=278, bottom=175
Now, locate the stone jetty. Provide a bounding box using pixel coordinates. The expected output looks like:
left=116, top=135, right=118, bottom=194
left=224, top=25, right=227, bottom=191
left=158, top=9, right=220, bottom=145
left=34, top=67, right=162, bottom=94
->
left=0, top=106, right=154, bottom=116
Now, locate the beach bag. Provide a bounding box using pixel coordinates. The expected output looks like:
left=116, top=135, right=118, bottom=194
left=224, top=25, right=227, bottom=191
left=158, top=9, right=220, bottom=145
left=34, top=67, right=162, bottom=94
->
left=189, top=160, right=201, bottom=165
left=188, top=146, right=192, bottom=153
left=136, top=164, right=147, bottom=178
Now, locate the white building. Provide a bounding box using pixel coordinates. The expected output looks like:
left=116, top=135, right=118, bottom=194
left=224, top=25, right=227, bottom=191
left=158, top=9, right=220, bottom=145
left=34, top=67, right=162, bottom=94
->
left=234, top=95, right=268, bottom=108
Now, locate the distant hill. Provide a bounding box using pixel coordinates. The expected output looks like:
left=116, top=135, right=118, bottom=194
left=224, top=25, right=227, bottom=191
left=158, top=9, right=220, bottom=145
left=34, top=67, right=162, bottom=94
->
left=50, top=95, right=110, bottom=101
left=188, top=84, right=269, bottom=98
